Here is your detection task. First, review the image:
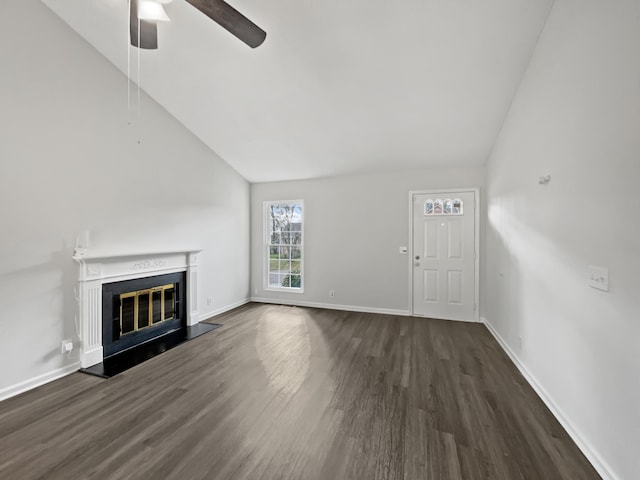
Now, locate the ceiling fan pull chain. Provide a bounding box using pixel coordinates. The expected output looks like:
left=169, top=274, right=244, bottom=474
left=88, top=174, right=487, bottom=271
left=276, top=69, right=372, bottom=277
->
left=127, top=0, right=131, bottom=125
left=137, top=15, right=142, bottom=144
left=137, top=16, right=141, bottom=118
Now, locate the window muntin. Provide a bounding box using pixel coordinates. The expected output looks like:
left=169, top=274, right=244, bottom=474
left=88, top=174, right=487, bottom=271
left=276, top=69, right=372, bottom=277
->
left=424, top=198, right=463, bottom=216
left=265, top=201, right=303, bottom=291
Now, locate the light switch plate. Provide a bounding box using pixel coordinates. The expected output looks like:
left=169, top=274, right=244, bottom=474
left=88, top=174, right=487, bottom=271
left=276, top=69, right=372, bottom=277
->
left=588, top=265, right=609, bottom=292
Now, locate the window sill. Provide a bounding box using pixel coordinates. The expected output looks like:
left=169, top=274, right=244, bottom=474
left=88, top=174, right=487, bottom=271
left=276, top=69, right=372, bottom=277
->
left=263, top=287, right=305, bottom=294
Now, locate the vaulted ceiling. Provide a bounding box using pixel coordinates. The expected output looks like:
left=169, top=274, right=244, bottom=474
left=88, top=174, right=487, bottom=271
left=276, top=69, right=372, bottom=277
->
left=43, top=0, right=554, bottom=182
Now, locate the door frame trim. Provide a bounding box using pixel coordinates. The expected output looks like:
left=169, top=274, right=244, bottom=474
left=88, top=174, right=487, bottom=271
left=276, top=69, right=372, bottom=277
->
left=408, top=188, right=480, bottom=322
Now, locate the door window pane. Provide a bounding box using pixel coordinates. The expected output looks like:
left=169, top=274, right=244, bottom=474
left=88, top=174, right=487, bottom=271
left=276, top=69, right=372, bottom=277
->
left=425, top=199, right=434, bottom=215
left=453, top=198, right=463, bottom=214
left=443, top=199, right=453, bottom=215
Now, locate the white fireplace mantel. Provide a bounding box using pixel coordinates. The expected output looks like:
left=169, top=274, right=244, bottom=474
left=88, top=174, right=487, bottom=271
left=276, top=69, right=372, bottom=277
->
left=73, top=249, right=202, bottom=368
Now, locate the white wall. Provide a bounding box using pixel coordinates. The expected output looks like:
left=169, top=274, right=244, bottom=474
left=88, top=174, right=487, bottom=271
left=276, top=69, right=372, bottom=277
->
left=483, top=1, right=640, bottom=479
left=251, top=167, right=485, bottom=313
left=0, top=0, right=250, bottom=398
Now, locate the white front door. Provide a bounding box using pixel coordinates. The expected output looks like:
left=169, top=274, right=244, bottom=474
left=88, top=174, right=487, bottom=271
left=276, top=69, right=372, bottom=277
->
left=412, top=191, right=477, bottom=321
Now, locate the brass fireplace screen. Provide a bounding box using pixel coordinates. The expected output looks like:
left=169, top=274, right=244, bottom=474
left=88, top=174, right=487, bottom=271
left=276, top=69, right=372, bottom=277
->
left=119, top=284, right=176, bottom=336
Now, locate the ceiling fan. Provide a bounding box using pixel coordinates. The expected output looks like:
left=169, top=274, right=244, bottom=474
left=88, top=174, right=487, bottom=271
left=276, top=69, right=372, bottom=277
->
left=130, top=0, right=267, bottom=50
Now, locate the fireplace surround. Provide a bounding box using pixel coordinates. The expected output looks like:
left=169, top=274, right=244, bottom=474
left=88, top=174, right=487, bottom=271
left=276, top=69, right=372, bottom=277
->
left=73, top=249, right=201, bottom=368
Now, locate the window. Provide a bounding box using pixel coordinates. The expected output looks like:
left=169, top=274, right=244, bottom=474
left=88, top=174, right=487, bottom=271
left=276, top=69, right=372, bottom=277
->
left=265, top=201, right=303, bottom=291
left=424, top=198, right=463, bottom=216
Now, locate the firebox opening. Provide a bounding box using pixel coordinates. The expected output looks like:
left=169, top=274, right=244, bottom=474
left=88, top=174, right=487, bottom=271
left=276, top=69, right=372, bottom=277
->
left=102, top=272, right=186, bottom=358
left=119, top=283, right=176, bottom=336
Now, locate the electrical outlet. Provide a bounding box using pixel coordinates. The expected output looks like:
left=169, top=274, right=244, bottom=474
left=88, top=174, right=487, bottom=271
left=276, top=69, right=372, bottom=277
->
left=588, top=265, right=609, bottom=292
left=329, top=290, right=335, bottom=297
left=61, top=340, right=73, bottom=354
left=207, top=297, right=213, bottom=306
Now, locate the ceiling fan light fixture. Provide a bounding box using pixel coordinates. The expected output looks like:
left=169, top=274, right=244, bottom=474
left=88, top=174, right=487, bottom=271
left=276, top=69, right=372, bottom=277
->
left=138, top=1, right=171, bottom=22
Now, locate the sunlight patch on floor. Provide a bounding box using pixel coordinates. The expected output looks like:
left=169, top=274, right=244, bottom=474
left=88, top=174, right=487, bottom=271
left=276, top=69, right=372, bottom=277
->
left=256, top=307, right=311, bottom=396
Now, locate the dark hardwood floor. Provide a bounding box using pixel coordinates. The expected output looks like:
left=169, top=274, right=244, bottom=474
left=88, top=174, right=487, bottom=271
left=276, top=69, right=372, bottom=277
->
left=0, top=303, right=600, bottom=479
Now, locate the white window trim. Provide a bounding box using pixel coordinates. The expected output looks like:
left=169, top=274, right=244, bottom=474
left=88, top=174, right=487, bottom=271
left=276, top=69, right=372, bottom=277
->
left=263, top=199, right=305, bottom=293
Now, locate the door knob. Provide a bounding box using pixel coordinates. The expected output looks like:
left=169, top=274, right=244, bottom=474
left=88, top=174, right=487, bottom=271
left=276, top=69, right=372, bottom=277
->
left=414, top=261, right=420, bottom=267
left=415, top=255, right=420, bottom=260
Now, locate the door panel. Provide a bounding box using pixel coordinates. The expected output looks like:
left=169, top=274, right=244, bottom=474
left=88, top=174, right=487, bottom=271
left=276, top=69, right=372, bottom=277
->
left=447, top=220, right=462, bottom=258
left=412, top=191, right=476, bottom=321
left=423, top=270, right=439, bottom=302
left=425, top=220, right=438, bottom=258
left=447, top=270, right=463, bottom=304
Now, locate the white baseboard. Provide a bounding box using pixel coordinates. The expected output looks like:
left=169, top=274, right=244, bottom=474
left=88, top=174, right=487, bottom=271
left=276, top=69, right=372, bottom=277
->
left=251, top=297, right=410, bottom=317
left=0, top=362, right=81, bottom=402
left=0, top=298, right=251, bottom=403
left=199, top=298, right=251, bottom=322
left=481, top=317, right=617, bottom=480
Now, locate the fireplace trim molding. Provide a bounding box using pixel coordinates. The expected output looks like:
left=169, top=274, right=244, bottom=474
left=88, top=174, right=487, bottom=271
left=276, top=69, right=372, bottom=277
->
left=72, top=249, right=202, bottom=368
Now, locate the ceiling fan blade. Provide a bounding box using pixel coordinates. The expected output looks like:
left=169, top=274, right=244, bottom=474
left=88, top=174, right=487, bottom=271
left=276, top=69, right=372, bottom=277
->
left=130, top=0, right=158, bottom=49
left=185, top=0, right=267, bottom=48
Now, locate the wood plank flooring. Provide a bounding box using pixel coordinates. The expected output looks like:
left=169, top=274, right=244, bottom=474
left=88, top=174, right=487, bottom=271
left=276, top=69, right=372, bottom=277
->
left=0, top=303, right=600, bottom=479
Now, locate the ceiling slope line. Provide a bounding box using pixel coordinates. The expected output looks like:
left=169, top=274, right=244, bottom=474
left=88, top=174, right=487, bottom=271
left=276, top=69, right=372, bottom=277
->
left=482, top=0, right=557, bottom=167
